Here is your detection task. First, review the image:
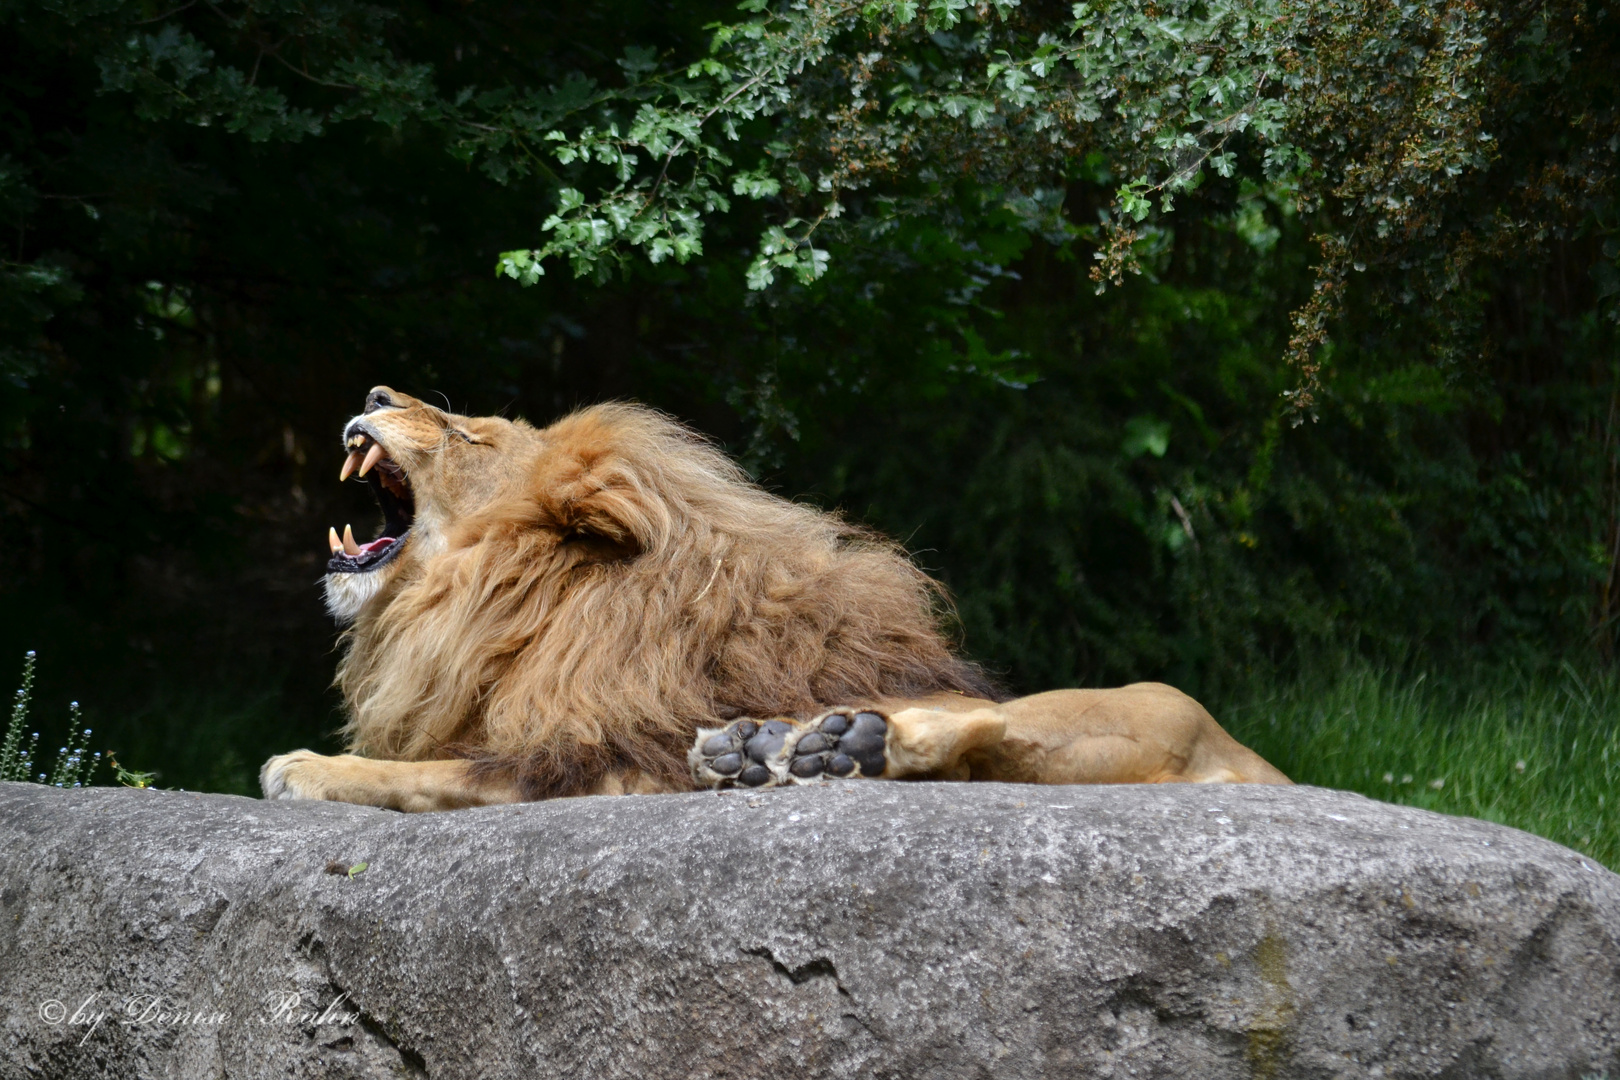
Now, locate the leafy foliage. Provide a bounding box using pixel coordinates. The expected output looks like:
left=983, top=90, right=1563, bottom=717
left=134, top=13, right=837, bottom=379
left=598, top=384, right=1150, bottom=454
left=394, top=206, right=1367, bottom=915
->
left=10, top=0, right=1614, bottom=406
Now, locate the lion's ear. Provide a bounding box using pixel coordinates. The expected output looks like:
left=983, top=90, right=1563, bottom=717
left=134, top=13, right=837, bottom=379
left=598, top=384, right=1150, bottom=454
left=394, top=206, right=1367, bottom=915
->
left=556, top=506, right=641, bottom=562
left=530, top=453, right=652, bottom=561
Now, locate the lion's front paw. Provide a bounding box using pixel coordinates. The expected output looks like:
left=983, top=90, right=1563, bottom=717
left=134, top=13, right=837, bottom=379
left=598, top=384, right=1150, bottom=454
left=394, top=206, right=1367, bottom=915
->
left=259, top=749, right=333, bottom=801
left=688, top=709, right=889, bottom=789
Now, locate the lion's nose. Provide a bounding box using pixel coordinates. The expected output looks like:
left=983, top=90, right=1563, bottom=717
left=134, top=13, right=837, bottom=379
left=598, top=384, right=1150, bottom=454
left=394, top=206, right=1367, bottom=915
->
left=364, top=389, right=395, bottom=414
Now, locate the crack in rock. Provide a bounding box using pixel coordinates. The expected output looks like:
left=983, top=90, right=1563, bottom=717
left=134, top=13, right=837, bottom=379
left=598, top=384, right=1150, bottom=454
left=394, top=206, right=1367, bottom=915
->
left=743, top=946, right=853, bottom=997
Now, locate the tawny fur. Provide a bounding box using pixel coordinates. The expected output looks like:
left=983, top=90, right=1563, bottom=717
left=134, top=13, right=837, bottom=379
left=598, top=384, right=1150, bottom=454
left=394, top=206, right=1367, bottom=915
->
left=335, top=398, right=999, bottom=799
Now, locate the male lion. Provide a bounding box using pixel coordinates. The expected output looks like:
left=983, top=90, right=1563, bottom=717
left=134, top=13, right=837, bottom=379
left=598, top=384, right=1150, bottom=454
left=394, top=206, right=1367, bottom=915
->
left=261, top=387, right=1288, bottom=811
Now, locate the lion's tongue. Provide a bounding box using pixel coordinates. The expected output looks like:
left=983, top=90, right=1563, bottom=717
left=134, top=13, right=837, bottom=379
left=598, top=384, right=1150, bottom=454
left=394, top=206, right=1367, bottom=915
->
left=359, top=536, right=396, bottom=555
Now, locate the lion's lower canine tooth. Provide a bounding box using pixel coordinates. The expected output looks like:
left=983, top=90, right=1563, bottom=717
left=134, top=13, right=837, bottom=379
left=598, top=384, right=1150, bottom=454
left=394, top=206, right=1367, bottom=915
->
left=342, top=524, right=360, bottom=556
left=340, top=450, right=362, bottom=482
left=358, top=443, right=385, bottom=477
left=328, top=527, right=342, bottom=555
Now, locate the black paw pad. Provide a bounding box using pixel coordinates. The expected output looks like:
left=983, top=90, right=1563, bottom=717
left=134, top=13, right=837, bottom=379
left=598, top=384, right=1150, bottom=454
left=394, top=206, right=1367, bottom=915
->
left=701, top=733, right=737, bottom=757
left=781, top=709, right=887, bottom=782
left=745, top=719, right=795, bottom=763
left=795, top=732, right=830, bottom=755
left=690, top=717, right=778, bottom=788
left=835, top=709, right=887, bottom=777
left=689, top=709, right=890, bottom=788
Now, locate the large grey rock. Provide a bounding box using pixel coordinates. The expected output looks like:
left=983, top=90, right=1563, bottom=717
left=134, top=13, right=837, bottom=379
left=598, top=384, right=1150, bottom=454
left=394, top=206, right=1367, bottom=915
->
left=0, top=780, right=1616, bottom=1080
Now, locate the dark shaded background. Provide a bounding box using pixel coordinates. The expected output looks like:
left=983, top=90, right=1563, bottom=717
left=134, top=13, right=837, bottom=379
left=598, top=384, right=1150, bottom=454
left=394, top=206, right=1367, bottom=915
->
left=3, top=0, right=1616, bottom=793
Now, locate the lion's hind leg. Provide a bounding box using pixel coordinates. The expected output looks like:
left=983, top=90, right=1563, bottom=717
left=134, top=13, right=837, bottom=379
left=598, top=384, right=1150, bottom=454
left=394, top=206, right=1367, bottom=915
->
left=689, top=705, right=1006, bottom=789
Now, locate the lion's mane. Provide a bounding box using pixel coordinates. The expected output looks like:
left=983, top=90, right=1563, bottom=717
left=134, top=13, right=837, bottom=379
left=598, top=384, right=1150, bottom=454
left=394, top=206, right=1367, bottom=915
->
left=336, top=403, right=1000, bottom=797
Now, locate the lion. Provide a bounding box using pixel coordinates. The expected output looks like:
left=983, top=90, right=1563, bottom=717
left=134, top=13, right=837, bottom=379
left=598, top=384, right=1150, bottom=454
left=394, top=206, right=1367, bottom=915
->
left=260, top=387, right=1289, bottom=811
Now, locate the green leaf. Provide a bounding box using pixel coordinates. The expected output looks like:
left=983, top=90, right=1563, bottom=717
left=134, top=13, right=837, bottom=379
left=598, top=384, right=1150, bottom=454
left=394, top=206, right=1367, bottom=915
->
left=496, top=250, right=545, bottom=285
left=731, top=169, right=782, bottom=199
left=745, top=254, right=776, bottom=290
left=1122, top=416, right=1171, bottom=459
left=618, top=46, right=659, bottom=80
left=1117, top=183, right=1153, bottom=222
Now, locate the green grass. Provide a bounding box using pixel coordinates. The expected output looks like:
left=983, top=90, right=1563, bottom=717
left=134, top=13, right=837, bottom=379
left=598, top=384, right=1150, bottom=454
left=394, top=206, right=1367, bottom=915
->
left=1220, top=662, right=1620, bottom=869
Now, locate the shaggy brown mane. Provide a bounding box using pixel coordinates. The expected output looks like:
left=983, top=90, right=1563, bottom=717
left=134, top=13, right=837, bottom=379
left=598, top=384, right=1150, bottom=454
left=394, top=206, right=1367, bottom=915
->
left=336, top=402, right=1001, bottom=799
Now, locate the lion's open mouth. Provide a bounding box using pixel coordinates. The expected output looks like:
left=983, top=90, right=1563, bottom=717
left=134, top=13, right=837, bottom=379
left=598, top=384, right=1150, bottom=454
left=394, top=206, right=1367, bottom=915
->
left=327, top=427, right=414, bottom=574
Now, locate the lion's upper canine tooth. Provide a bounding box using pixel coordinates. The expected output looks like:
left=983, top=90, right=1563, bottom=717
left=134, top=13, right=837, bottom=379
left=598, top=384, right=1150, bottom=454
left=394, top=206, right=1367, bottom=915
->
left=340, top=449, right=363, bottom=482
left=342, top=524, right=361, bottom=556
left=329, top=526, right=342, bottom=555
left=357, top=443, right=386, bottom=478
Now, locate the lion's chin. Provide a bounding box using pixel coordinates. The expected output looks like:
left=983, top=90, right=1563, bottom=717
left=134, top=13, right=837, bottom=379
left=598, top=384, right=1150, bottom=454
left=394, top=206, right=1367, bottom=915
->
left=324, top=563, right=399, bottom=625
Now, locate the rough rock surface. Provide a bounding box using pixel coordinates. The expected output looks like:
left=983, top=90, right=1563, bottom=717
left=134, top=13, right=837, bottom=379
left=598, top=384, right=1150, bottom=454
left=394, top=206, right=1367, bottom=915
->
left=1, top=780, right=1617, bottom=1079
